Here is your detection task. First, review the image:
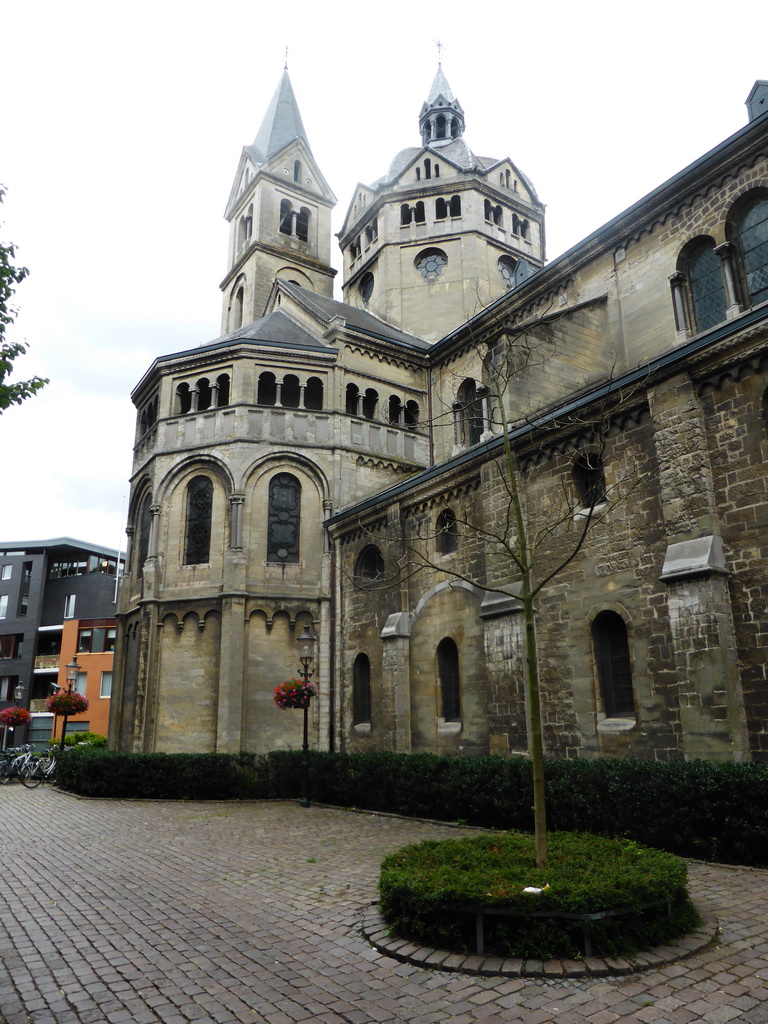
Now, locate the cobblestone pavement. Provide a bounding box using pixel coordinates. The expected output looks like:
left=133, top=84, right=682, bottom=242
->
left=1, top=788, right=767, bottom=1024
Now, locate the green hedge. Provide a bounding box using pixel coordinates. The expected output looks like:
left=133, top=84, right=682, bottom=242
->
left=379, top=832, right=699, bottom=959
left=56, top=748, right=768, bottom=866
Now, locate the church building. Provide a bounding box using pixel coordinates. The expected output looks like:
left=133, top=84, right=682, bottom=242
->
left=110, top=69, right=768, bottom=764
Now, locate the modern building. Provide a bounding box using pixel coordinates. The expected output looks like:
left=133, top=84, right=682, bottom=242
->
left=0, top=539, right=122, bottom=747
left=111, top=70, right=768, bottom=763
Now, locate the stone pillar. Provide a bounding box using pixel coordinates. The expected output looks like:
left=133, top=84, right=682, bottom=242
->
left=649, top=373, right=748, bottom=760
left=229, top=493, right=244, bottom=549
left=714, top=242, right=741, bottom=318
left=275, top=381, right=283, bottom=408
left=452, top=401, right=463, bottom=447
left=216, top=595, right=247, bottom=752
left=148, top=504, right=162, bottom=559
left=380, top=612, right=412, bottom=752
left=668, top=272, right=688, bottom=337
left=299, top=383, right=306, bottom=409
left=124, top=525, right=134, bottom=576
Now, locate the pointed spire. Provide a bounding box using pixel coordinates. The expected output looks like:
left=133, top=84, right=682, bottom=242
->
left=426, top=66, right=456, bottom=106
left=252, top=69, right=312, bottom=162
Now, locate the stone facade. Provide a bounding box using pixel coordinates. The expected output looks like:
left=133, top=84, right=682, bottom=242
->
left=112, top=68, right=768, bottom=764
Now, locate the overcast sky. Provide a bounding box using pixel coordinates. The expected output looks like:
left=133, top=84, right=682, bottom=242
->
left=2, top=0, right=765, bottom=550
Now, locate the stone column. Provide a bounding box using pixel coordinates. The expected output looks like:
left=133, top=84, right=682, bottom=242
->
left=452, top=401, right=463, bottom=447
left=124, top=525, right=134, bottom=576
left=229, top=494, right=244, bottom=550
left=714, top=242, right=741, bottom=318
left=668, top=272, right=688, bottom=337
left=148, top=504, right=162, bottom=559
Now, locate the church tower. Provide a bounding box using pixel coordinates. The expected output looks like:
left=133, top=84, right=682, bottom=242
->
left=338, top=66, right=545, bottom=341
left=220, top=70, right=337, bottom=333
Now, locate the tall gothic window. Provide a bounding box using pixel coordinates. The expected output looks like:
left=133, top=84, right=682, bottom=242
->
left=437, top=637, right=461, bottom=721
left=436, top=508, right=458, bottom=554
left=137, top=493, right=152, bottom=576
left=688, top=243, right=726, bottom=332
left=267, top=473, right=301, bottom=563
left=352, top=653, right=372, bottom=725
left=184, top=477, right=213, bottom=565
left=458, top=378, right=483, bottom=445
left=738, top=198, right=768, bottom=307
left=592, top=611, right=635, bottom=717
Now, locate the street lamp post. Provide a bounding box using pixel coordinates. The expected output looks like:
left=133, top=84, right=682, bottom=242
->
left=297, top=626, right=316, bottom=809
left=14, top=683, right=25, bottom=707
left=60, top=656, right=79, bottom=752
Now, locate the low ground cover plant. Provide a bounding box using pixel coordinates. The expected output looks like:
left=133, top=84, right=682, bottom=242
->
left=379, top=832, right=699, bottom=959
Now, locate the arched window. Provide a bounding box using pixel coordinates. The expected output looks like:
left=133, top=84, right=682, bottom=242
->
left=304, top=376, right=323, bottom=411
left=401, top=204, right=412, bottom=226
left=215, top=373, right=230, bottom=407
left=257, top=372, right=277, bottom=406
left=414, top=201, right=426, bottom=224
left=450, top=117, right=459, bottom=139
left=184, top=476, right=213, bottom=565
left=176, top=383, right=192, bottom=415
left=573, top=452, right=607, bottom=509
left=449, top=195, right=461, bottom=217
left=362, top=388, right=378, bottom=420
left=437, top=637, right=461, bottom=721
left=435, top=115, right=446, bottom=139
left=281, top=374, right=300, bottom=408
left=352, top=654, right=372, bottom=726
left=458, top=379, right=483, bottom=445
left=267, top=473, right=300, bottom=563
left=436, top=508, right=458, bottom=554
left=404, top=400, right=419, bottom=427
left=737, top=198, right=768, bottom=307
left=196, top=378, right=212, bottom=412
left=238, top=215, right=248, bottom=249
left=592, top=611, right=634, bottom=718
left=435, top=198, right=448, bottom=219
left=245, top=204, right=253, bottom=240
left=424, top=159, right=431, bottom=180
left=296, top=207, right=310, bottom=242
left=519, top=219, right=529, bottom=239
left=355, top=545, right=384, bottom=582
left=484, top=199, right=492, bottom=221
left=346, top=382, right=360, bottom=416
left=279, top=199, right=293, bottom=235
left=493, top=205, right=503, bottom=227
left=688, top=243, right=727, bottom=332
left=232, top=285, right=244, bottom=331
left=293, top=160, right=302, bottom=183
left=137, top=493, right=152, bottom=576
left=388, top=395, right=402, bottom=424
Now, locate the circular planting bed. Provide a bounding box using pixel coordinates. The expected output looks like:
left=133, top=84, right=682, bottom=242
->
left=379, top=832, right=700, bottom=960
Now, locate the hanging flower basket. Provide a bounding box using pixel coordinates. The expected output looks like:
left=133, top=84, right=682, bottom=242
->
left=45, top=692, right=89, bottom=716
left=0, top=706, right=31, bottom=727
left=273, top=678, right=318, bottom=710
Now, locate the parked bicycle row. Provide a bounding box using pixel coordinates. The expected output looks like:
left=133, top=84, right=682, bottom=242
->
left=0, top=745, right=57, bottom=787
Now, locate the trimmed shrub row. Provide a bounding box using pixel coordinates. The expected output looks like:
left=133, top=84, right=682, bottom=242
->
left=56, top=748, right=768, bottom=866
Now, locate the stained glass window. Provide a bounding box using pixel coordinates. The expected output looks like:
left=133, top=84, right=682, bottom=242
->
left=739, top=199, right=768, bottom=307
left=267, top=474, right=300, bottom=563
left=689, top=244, right=726, bottom=332
left=185, top=477, right=213, bottom=565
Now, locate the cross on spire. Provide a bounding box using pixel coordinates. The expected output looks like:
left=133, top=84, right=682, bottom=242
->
left=435, top=39, right=443, bottom=68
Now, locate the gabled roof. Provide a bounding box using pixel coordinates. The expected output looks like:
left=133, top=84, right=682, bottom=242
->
left=203, top=308, right=329, bottom=352
left=274, top=282, right=430, bottom=350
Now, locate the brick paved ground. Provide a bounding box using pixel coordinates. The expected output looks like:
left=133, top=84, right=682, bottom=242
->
left=1, top=788, right=767, bottom=1024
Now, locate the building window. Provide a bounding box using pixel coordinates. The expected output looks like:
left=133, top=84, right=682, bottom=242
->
left=74, top=671, right=87, bottom=696
left=0, top=596, right=7, bottom=619
left=414, top=201, right=425, bottom=224
left=415, top=248, right=447, bottom=280
left=279, top=199, right=293, bottom=235
left=688, top=243, right=727, bottom=332
left=435, top=197, right=448, bottom=220
left=437, top=637, right=461, bottom=721
left=457, top=378, right=484, bottom=445
left=498, top=255, right=517, bottom=288
left=184, top=477, right=213, bottom=565
left=257, top=372, right=277, bottom=406
left=400, top=204, right=412, bottom=226
left=196, top=378, right=212, bottom=411
left=281, top=374, right=301, bottom=408
left=737, top=197, right=768, bottom=307
left=362, top=388, right=378, bottom=419
left=0, top=566, right=10, bottom=580
left=352, top=653, right=371, bottom=725
left=18, top=562, right=31, bottom=616
left=360, top=272, right=374, bottom=303
left=137, top=494, right=152, bottom=576
left=293, top=160, right=302, bottom=183
left=304, top=376, right=324, bottom=411
left=296, top=207, right=310, bottom=242
left=77, top=620, right=117, bottom=654
left=64, top=594, right=76, bottom=619
left=436, top=508, right=458, bottom=554
left=354, top=545, right=384, bottom=582
left=449, top=195, right=461, bottom=217
left=573, top=452, right=607, bottom=509
left=100, top=671, right=113, bottom=698
left=592, top=611, right=635, bottom=718
left=404, top=400, right=419, bottom=427
left=267, top=474, right=301, bottom=563
left=216, top=373, right=231, bottom=407
left=176, top=383, right=192, bottom=415
left=0, top=634, right=23, bottom=659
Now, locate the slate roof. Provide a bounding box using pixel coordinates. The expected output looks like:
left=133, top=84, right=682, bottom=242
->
left=246, top=70, right=312, bottom=165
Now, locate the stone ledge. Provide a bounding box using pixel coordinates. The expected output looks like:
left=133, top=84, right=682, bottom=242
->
left=361, top=904, right=718, bottom=978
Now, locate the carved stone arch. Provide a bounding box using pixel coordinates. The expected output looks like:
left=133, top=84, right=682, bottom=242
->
left=240, top=451, right=329, bottom=505
left=411, top=579, right=484, bottom=623
left=155, top=454, right=235, bottom=506
left=160, top=612, right=180, bottom=632
left=275, top=265, right=312, bottom=289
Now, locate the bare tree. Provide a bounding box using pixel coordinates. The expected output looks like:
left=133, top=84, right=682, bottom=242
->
left=345, top=312, right=652, bottom=868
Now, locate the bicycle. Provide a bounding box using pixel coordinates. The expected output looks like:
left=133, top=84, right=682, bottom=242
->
left=0, top=745, right=33, bottom=784
left=19, top=750, right=57, bottom=788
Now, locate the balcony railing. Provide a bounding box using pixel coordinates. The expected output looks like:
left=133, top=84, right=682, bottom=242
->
left=34, top=655, right=60, bottom=671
